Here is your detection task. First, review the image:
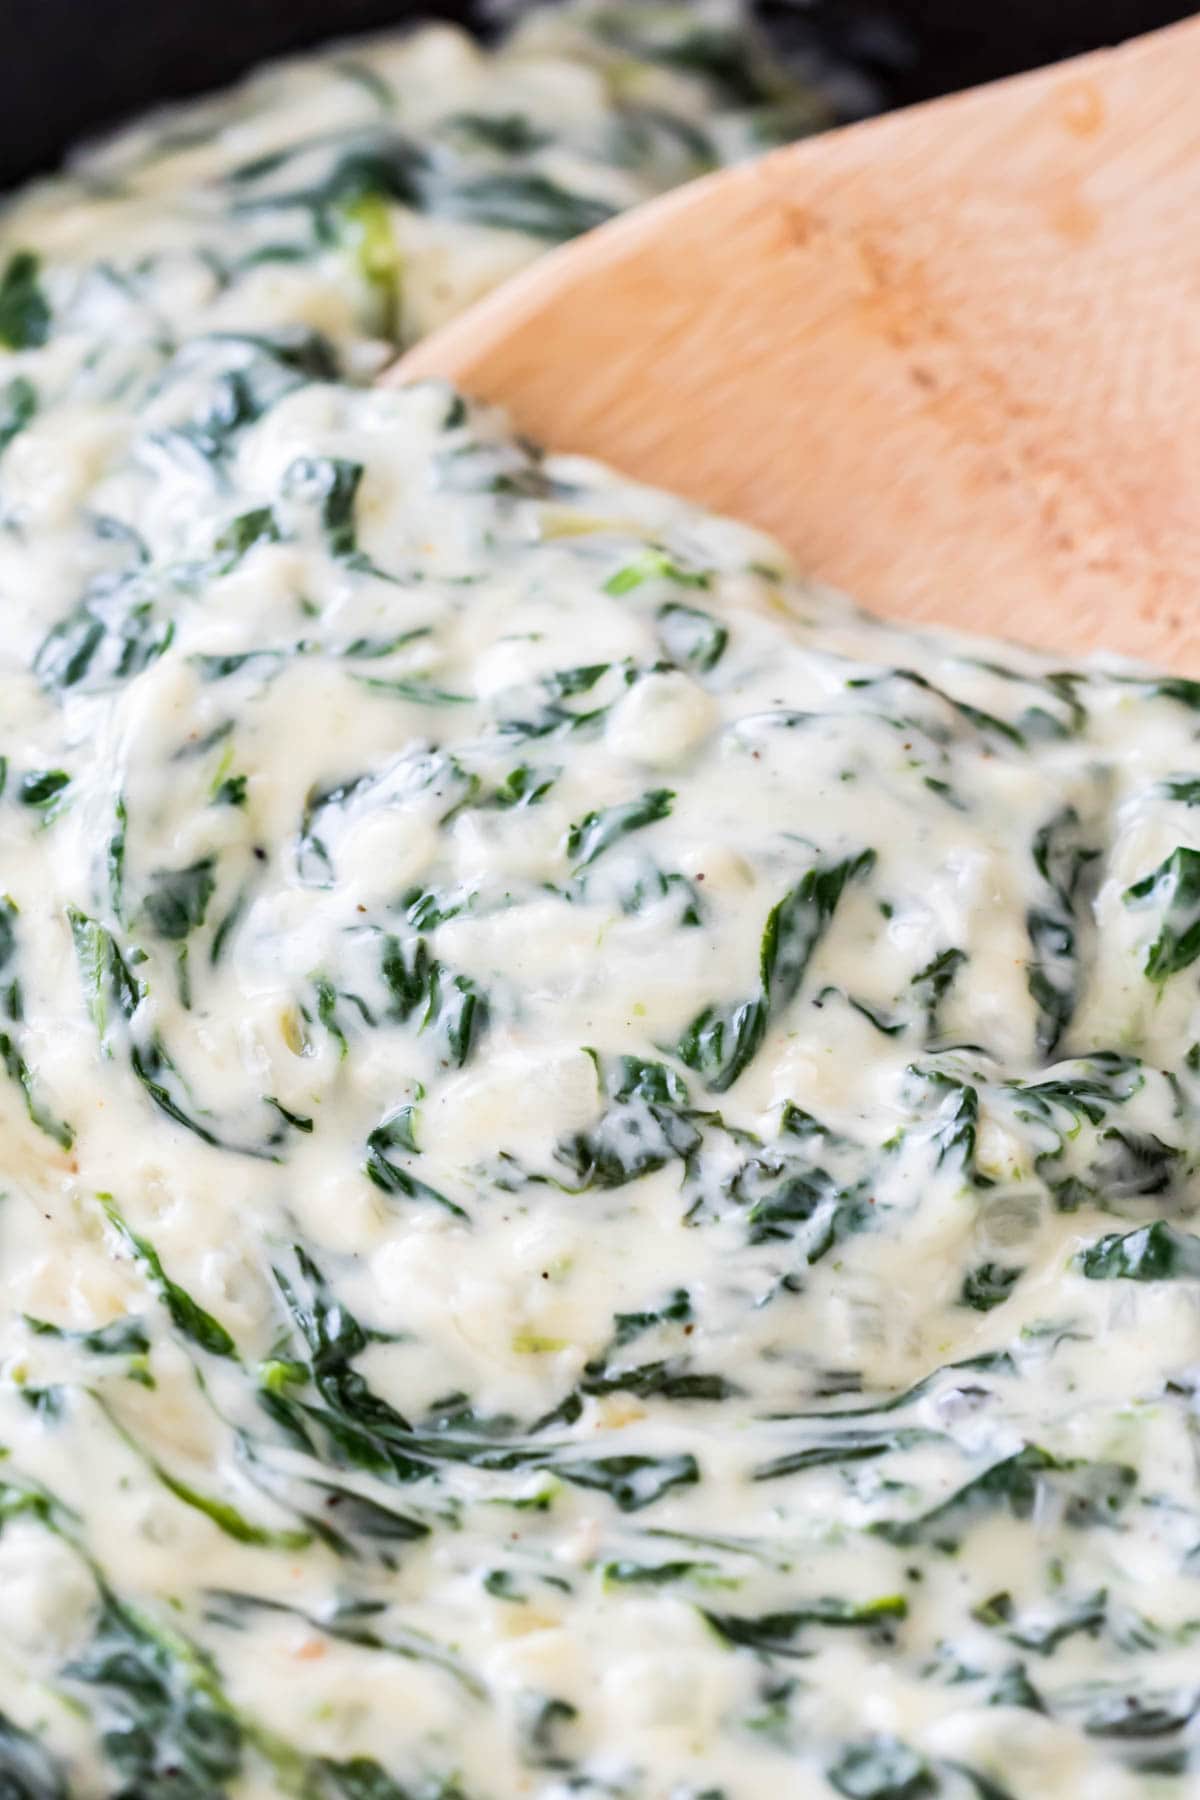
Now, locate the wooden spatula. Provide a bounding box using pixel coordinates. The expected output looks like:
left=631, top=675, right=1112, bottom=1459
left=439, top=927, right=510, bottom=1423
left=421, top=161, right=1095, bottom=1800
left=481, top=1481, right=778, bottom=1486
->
left=391, top=19, right=1200, bottom=670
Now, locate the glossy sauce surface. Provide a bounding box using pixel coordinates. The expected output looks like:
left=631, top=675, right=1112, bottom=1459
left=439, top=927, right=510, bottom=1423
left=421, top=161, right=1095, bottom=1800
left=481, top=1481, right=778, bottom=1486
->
left=0, top=8, right=1198, bottom=1799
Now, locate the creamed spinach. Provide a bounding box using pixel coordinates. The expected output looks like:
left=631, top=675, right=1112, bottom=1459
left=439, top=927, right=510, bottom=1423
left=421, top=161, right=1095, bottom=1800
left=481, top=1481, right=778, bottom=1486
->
left=0, top=5, right=1197, bottom=1800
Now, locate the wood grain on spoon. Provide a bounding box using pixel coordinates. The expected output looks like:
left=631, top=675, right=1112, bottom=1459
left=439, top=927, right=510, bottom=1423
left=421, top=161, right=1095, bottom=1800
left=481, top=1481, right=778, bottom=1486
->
left=391, top=19, right=1200, bottom=671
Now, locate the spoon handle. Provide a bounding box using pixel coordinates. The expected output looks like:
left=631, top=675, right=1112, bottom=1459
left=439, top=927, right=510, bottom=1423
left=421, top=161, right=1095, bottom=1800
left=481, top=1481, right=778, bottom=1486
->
left=396, top=19, right=1200, bottom=669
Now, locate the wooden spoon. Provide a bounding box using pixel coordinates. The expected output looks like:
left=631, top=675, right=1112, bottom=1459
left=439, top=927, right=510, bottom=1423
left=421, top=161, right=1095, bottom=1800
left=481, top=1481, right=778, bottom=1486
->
left=391, top=19, right=1200, bottom=671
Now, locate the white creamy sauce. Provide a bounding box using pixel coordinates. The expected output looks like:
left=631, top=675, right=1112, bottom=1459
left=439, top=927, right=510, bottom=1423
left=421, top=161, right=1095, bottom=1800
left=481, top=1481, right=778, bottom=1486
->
left=0, top=6, right=1198, bottom=1799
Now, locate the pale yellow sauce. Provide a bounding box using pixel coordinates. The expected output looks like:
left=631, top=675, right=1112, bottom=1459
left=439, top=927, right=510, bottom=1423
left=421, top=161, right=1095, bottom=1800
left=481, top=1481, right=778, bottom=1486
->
left=0, top=8, right=1197, bottom=1799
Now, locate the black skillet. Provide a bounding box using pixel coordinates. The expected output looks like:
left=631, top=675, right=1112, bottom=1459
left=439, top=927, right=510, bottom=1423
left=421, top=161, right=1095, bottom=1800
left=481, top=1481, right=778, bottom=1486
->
left=2, top=0, right=1193, bottom=193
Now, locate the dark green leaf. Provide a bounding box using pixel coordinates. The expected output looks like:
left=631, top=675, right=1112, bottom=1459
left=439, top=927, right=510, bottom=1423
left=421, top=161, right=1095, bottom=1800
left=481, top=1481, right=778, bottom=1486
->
left=0, top=251, right=50, bottom=349
left=566, top=788, right=674, bottom=869
left=827, top=1735, right=936, bottom=1800
left=24, top=1313, right=150, bottom=1357
left=0, top=1031, right=73, bottom=1148
left=1078, top=1219, right=1200, bottom=1281
left=306, top=1754, right=411, bottom=1800
left=872, top=1445, right=1135, bottom=1550
left=143, top=859, right=216, bottom=940
left=705, top=1594, right=907, bottom=1655
left=213, top=506, right=281, bottom=569
left=0, top=1709, right=68, bottom=1799
left=675, top=996, right=767, bottom=1094
left=911, top=947, right=966, bottom=1038
left=17, top=769, right=69, bottom=812
left=960, top=1263, right=1024, bottom=1312
left=35, top=579, right=173, bottom=694
left=555, top=1452, right=699, bottom=1511
left=0, top=375, right=36, bottom=457
left=68, top=908, right=143, bottom=1050
left=365, top=1115, right=468, bottom=1220
left=761, top=851, right=876, bottom=1010
left=492, top=763, right=558, bottom=808
left=64, top=1591, right=242, bottom=1800
left=101, top=1196, right=236, bottom=1357
left=283, top=456, right=363, bottom=558
left=1083, top=1688, right=1199, bottom=1739
left=656, top=601, right=727, bottom=672
left=1124, top=845, right=1200, bottom=982
left=440, top=172, right=615, bottom=241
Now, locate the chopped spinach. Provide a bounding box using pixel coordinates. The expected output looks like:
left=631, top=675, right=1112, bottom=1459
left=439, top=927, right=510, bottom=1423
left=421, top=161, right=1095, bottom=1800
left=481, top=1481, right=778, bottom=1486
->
left=1124, top=845, right=1200, bottom=982
left=0, top=375, right=36, bottom=457
left=1078, top=1219, right=1200, bottom=1281
left=0, top=251, right=50, bottom=349
left=656, top=601, right=728, bottom=673
left=143, top=858, right=216, bottom=939
left=566, top=787, right=674, bottom=870
left=100, top=1196, right=237, bottom=1358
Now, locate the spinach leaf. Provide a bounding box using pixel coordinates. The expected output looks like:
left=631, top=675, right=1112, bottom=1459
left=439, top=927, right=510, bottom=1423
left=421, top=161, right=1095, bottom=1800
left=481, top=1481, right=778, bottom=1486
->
left=656, top=601, right=728, bottom=673
left=0, top=251, right=50, bottom=349
left=379, top=936, right=487, bottom=1067
left=0, top=1031, right=73, bottom=1149
left=494, top=661, right=614, bottom=739
left=229, top=129, right=428, bottom=210
left=380, top=935, right=434, bottom=1019
left=213, top=506, right=281, bottom=570
left=306, top=1755, right=412, bottom=1800
left=974, top=1586, right=1107, bottom=1655
left=849, top=667, right=1025, bottom=748
left=960, top=1262, right=1024, bottom=1311
left=0, top=1710, right=68, bottom=1800
left=108, top=795, right=127, bottom=920
left=143, top=858, right=216, bottom=939
left=100, top=1196, right=236, bottom=1358
left=1027, top=806, right=1100, bottom=1053
left=705, top=1594, right=907, bottom=1655
left=915, top=1068, right=983, bottom=1183
left=64, top=1591, right=242, bottom=1800
left=68, top=909, right=143, bottom=1052
left=354, top=676, right=471, bottom=705
left=675, top=996, right=767, bottom=1094
left=0, top=375, right=36, bottom=456
left=283, top=456, right=363, bottom=558
left=566, top=787, right=673, bottom=870
left=442, top=111, right=547, bottom=154
left=556, top=1052, right=700, bottom=1189
left=605, top=547, right=712, bottom=596
left=872, top=1445, right=1135, bottom=1550
left=131, top=1036, right=282, bottom=1159
left=35, top=576, right=173, bottom=694
left=611, top=1288, right=693, bottom=1348
left=1083, top=1687, right=1199, bottom=1739
left=911, top=947, right=966, bottom=1040
left=270, top=1246, right=417, bottom=1446
left=25, top=1314, right=150, bottom=1358
left=554, top=1452, right=699, bottom=1511
left=827, top=1736, right=936, bottom=1799
left=761, top=851, right=876, bottom=1010
left=1078, top=1219, right=1200, bottom=1281
left=753, top=1427, right=936, bottom=1483
left=988, top=1663, right=1047, bottom=1713
left=365, top=1112, right=468, bottom=1219
left=729, top=1148, right=867, bottom=1257
left=491, top=763, right=558, bottom=808
left=1124, top=845, right=1200, bottom=982
left=440, top=172, right=615, bottom=241
left=289, top=1477, right=431, bottom=1559
left=17, top=769, right=69, bottom=815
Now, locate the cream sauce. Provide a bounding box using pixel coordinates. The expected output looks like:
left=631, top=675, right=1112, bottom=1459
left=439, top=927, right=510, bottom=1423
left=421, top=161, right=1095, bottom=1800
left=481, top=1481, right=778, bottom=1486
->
left=0, top=7, right=1197, bottom=1799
